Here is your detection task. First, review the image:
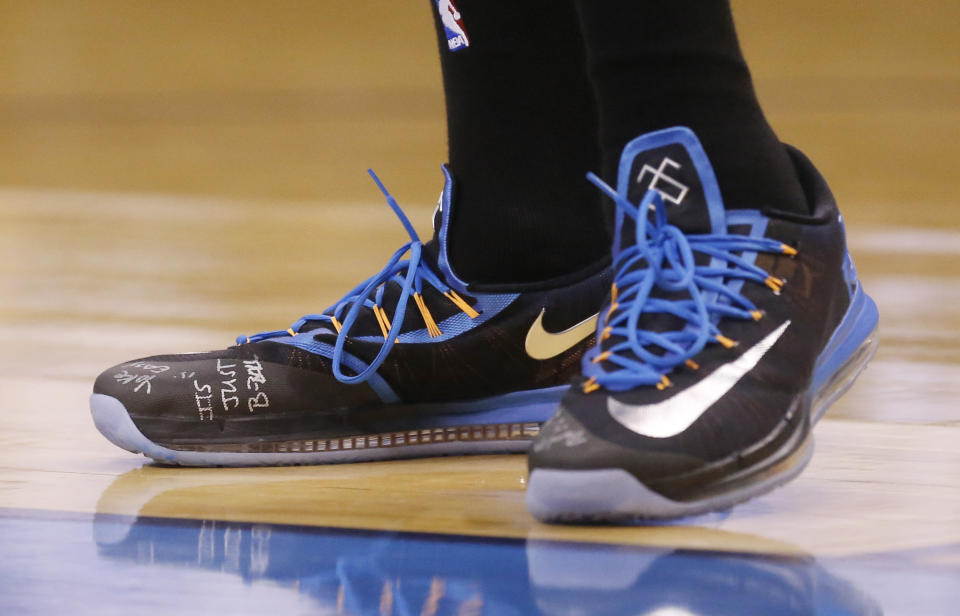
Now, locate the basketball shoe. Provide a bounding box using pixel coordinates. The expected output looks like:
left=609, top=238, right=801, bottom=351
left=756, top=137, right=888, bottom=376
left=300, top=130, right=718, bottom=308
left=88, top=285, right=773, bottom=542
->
left=526, top=127, right=878, bottom=521
left=91, top=167, right=609, bottom=465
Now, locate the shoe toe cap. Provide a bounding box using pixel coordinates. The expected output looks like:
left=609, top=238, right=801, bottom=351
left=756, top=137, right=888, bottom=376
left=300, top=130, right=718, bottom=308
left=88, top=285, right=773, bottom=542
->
left=529, top=401, right=703, bottom=483
left=93, top=355, right=209, bottom=418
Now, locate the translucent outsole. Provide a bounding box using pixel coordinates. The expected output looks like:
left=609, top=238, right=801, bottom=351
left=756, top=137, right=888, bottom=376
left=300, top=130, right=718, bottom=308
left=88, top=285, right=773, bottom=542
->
left=90, top=393, right=541, bottom=467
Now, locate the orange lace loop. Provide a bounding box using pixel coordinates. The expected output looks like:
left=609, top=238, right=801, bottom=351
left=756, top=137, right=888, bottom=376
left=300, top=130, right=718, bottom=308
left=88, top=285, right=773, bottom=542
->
left=444, top=290, right=480, bottom=318
left=373, top=305, right=392, bottom=339
left=592, top=351, right=612, bottom=364
left=765, top=276, right=785, bottom=293
left=413, top=293, right=442, bottom=338
left=606, top=301, right=620, bottom=320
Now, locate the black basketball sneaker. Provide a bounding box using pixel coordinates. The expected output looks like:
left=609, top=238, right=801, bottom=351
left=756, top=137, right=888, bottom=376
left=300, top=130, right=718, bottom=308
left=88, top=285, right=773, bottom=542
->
left=526, top=127, right=878, bottom=521
left=91, top=167, right=609, bottom=465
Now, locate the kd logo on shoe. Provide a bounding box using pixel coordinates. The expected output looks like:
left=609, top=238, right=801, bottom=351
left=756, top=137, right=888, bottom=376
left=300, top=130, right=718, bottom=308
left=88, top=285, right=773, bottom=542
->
left=637, top=157, right=690, bottom=206
left=607, top=320, right=792, bottom=438
left=525, top=309, right=599, bottom=360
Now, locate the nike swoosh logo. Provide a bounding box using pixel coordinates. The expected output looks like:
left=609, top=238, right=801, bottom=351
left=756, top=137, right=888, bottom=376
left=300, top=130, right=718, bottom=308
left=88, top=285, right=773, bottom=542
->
left=524, top=308, right=599, bottom=360
left=607, top=320, right=792, bottom=438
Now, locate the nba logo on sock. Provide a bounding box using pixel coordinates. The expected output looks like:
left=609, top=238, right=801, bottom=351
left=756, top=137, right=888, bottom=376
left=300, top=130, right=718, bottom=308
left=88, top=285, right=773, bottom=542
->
left=438, top=0, right=469, bottom=51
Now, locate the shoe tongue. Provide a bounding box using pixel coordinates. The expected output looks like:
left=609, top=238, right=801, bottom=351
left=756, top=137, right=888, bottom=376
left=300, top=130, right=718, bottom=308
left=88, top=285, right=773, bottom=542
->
left=428, top=164, right=471, bottom=295
left=620, top=126, right=726, bottom=235
left=604, top=128, right=729, bottom=359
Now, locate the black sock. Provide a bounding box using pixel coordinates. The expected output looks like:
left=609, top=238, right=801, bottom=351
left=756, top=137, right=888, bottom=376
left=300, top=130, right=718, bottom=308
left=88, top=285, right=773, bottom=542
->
left=429, top=0, right=611, bottom=285
left=572, top=0, right=809, bottom=215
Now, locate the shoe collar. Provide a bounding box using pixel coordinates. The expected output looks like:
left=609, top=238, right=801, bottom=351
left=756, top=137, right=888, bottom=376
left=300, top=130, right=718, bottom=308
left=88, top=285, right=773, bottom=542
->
left=434, top=164, right=473, bottom=296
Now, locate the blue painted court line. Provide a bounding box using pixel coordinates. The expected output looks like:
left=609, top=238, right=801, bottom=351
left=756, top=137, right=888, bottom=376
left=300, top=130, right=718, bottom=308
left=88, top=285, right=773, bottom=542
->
left=0, top=507, right=955, bottom=615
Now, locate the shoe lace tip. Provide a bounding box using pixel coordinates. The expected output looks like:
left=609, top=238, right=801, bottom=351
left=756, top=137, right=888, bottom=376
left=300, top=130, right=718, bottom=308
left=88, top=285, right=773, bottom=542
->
left=716, top=334, right=738, bottom=349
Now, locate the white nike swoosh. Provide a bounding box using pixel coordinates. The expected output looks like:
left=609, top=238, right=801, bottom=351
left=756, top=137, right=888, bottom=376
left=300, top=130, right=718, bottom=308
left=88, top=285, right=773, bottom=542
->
left=607, top=320, right=792, bottom=438
left=524, top=309, right=600, bottom=360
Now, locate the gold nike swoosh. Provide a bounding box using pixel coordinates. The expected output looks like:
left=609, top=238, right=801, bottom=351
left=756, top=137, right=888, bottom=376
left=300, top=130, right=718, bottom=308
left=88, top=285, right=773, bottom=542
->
left=524, top=308, right=600, bottom=361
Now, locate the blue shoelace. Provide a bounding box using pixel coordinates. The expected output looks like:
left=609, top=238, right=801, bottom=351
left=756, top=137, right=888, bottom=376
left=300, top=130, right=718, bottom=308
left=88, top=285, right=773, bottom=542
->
left=237, top=170, right=478, bottom=385
left=581, top=173, right=796, bottom=394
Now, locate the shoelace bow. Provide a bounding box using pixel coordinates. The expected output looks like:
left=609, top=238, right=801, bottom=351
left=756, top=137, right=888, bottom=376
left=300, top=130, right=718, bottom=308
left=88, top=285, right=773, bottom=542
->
left=237, top=170, right=479, bottom=385
left=581, top=173, right=797, bottom=394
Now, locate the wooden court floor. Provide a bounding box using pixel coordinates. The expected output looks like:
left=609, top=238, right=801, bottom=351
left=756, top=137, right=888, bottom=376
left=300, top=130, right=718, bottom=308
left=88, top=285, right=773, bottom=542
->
left=1, top=1, right=959, bottom=614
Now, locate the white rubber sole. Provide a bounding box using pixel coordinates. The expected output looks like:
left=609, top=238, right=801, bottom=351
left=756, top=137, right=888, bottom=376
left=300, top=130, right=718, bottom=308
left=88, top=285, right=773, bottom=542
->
left=526, top=440, right=814, bottom=523
left=90, top=393, right=536, bottom=467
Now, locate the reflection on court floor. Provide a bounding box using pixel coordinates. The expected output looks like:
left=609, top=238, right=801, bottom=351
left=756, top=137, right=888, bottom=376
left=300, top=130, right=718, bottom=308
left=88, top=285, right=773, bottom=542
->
left=13, top=507, right=949, bottom=616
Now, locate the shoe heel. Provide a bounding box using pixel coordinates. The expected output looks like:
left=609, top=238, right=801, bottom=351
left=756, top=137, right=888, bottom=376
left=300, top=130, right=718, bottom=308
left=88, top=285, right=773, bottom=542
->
left=810, top=282, right=879, bottom=422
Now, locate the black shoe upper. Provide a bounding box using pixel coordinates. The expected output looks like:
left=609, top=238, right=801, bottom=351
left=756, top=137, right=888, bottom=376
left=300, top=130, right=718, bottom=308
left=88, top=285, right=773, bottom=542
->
left=93, top=167, right=612, bottom=445
left=529, top=130, right=856, bottom=501
left=94, top=260, right=610, bottom=444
